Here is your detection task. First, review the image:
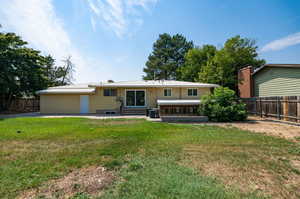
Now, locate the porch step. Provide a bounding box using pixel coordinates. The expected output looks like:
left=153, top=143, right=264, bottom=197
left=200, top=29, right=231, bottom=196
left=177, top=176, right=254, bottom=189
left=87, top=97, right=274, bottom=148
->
left=122, top=108, right=147, bottom=115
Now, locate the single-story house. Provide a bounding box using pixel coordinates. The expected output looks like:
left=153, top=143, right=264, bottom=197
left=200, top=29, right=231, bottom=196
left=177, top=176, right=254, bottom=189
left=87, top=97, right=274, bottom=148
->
left=238, top=64, right=300, bottom=98
left=37, top=80, right=218, bottom=115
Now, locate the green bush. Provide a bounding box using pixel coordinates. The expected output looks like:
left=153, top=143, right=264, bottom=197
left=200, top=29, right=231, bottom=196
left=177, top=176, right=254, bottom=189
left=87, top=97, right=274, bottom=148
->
left=199, top=87, right=247, bottom=122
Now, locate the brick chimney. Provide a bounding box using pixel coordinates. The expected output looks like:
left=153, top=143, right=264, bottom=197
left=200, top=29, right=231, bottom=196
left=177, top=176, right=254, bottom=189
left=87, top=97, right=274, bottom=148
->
left=238, top=66, right=253, bottom=98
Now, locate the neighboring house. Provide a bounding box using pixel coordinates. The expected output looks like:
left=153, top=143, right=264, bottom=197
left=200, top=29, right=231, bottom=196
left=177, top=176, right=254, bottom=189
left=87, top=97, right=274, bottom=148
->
left=238, top=64, right=300, bottom=98
left=38, top=80, right=218, bottom=115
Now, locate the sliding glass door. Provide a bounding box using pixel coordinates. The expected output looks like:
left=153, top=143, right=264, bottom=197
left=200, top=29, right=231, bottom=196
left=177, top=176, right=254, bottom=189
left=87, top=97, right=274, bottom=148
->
left=126, top=90, right=146, bottom=107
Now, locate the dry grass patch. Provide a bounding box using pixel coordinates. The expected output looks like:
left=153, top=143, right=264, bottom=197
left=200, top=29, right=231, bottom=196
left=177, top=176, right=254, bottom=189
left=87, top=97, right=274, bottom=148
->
left=182, top=144, right=300, bottom=199
left=205, top=118, right=300, bottom=141
left=86, top=119, right=144, bottom=126
left=18, top=166, right=115, bottom=199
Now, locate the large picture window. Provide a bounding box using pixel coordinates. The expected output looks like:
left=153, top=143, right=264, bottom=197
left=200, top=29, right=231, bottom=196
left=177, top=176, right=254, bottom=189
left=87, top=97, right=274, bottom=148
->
left=188, top=88, right=198, bottom=96
left=104, top=88, right=117, bottom=96
left=126, top=90, right=145, bottom=107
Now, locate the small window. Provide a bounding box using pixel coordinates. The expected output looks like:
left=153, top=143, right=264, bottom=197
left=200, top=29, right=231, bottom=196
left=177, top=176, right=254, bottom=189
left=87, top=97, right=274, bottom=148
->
left=164, top=88, right=172, bottom=97
left=188, top=88, right=197, bottom=96
left=104, top=88, right=117, bottom=96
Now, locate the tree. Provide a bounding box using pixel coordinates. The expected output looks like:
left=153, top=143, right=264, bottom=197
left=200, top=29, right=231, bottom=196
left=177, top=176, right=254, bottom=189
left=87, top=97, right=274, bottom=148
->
left=0, top=32, right=52, bottom=110
left=143, top=33, right=193, bottom=80
left=199, top=35, right=265, bottom=92
left=0, top=31, right=74, bottom=111
left=60, top=56, right=75, bottom=85
left=178, top=45, right=217, bottom=82
left=199, top=86, right=247, bottom=122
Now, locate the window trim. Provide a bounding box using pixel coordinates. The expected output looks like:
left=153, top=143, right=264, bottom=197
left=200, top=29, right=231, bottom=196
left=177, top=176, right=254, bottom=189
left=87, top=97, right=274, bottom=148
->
left=187, top=88, right=198, bottom=96
left=163, top=88, right=172, bottom=97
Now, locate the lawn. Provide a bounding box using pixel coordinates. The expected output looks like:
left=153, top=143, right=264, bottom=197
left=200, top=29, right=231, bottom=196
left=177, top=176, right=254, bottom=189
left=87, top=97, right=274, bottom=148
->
left=0, top=118, right=299, bottom=199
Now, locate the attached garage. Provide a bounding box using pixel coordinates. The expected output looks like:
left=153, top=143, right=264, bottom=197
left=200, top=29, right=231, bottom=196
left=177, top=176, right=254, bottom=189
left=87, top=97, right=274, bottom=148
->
left=38, top=85, right=95, bottom=114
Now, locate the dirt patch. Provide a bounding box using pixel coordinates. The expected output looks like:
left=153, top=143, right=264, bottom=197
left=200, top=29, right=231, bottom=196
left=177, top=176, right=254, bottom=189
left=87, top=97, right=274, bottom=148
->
left=182, top=144, right=300, bottom=199
left=202, top=117, right=300, bottom=141
left=194, top=161, right=300, bottom=199
left=87, top=119, right=144, bottom=126
left=18, top=166, right=115, bottom=199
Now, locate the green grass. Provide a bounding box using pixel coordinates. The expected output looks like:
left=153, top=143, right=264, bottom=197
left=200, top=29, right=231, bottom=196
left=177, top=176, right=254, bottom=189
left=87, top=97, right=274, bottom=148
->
left=0, top=118, right=299, bottom=199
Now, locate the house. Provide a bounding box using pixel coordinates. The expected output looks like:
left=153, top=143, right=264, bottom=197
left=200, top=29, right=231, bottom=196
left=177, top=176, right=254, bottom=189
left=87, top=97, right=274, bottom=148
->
left=238, top=64, right=300, bottom=98
left=38, top=80, right=218, bottom=115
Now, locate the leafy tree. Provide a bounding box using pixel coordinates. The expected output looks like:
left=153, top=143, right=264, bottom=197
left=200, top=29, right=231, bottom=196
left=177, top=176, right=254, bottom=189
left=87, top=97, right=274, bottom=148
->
left=199, top=87, right=247, bottom=122
left=178, top=45, right=217, bottom=81
left=0, top=33, right=45, bottom=109
left=143, top=33, right=193, bottom=80
left=0, top=31, right=73, bottom=110
left=199, top=35, right=265, bottom=92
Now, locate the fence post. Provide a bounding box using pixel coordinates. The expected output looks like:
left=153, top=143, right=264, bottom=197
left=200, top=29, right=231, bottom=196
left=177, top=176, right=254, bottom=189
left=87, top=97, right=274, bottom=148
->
left=277, top=97, right=280, bottom=120
left=297, top=96, right=300, bottom=123
left=283, top=96, right=289, bottom=121
left=259, top=98, right=263, bottom=118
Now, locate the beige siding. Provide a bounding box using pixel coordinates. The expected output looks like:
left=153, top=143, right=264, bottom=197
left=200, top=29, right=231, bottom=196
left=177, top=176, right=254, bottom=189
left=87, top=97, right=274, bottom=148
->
left=40, top=87, right=212, bottom=114
left=254, top=67, right=300, bottom=97
left=40, top=94, right=80, bottom=114
left=89, top=88, right=120, bottom=113
left=181, top=87, right=210, bottom=99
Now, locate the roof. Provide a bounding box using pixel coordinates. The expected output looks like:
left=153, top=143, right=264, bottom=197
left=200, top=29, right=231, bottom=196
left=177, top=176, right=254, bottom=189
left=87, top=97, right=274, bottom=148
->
left=38, top=80, right=219, bottom=95
left=157, top=99, right=201, bottom=105
left=89, top=80, right=219, bottom=88
left=37, top=84, right=96, bottom=94
left=253, top=64, right=300, bottom=75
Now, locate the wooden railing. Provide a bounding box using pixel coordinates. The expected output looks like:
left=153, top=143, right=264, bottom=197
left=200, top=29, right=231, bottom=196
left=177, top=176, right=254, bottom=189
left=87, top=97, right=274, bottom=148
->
left=159, top=105, right=199, bottom=116
left=242, top=96, right=300, bottom=122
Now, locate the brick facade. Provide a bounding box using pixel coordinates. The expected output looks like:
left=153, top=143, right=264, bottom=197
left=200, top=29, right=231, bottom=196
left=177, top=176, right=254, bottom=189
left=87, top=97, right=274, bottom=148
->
left=238, top=66, right=253, bottom=98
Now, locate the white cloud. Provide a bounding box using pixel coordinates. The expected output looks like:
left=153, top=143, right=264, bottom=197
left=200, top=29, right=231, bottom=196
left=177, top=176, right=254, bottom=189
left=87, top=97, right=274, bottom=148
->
left=0, top=0, right=98, bottom=83
left=86, top=0, right=157, bottom=38
left=261, top=32, right=300, bottom=52
left=127, top=0, right=158, bottom=11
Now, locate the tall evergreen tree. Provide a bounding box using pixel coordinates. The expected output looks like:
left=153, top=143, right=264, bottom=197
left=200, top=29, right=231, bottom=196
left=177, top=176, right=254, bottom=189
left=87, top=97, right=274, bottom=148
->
left=143, top=33, right=193, bottom=80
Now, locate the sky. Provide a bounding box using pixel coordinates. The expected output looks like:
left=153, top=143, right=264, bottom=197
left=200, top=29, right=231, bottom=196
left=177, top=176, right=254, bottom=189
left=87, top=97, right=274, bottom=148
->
left=0, top=0, right=300, bottom=83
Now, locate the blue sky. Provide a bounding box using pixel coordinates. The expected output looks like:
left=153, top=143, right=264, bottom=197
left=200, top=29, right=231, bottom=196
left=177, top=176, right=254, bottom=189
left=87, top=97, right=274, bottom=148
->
left=0, top=0, right=300, bottom=83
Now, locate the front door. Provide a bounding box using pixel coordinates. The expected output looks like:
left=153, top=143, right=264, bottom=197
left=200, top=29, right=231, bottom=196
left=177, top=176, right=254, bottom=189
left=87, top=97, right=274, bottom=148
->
left=126, top=90, right=146, bottom=107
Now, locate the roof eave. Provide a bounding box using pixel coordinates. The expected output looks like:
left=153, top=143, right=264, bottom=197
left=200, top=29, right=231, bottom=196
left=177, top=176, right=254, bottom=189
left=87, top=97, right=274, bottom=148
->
left=89, top=84, right=219, bottom=88
left=252, top=64, right=300, bottom=75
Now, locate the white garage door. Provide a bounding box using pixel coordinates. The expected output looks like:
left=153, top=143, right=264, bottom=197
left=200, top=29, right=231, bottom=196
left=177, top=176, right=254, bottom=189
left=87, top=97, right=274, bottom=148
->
left=80, top=95, right=89, bottom=114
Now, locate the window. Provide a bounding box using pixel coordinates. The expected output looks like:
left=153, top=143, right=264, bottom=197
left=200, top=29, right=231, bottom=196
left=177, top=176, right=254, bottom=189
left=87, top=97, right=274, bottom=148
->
left=104, top=88, right=117, bottom=96
left=164, top=88, right=172, bottom=97
left=188, top=88, right=198, bottom=96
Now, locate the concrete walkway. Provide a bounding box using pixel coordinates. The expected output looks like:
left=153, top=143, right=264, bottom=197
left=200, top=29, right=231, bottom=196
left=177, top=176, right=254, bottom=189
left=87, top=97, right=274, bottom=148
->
left=0, top=112, right=147, bottom=119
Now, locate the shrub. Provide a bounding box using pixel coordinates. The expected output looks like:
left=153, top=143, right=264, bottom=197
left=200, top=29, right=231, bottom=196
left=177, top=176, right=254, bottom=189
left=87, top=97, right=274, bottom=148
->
left=199, top=87, right=247, bottom=122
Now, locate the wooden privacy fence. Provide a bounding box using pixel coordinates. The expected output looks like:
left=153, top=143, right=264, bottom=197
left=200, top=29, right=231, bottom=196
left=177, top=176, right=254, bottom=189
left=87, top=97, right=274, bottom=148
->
left=242, top=96, right=300, bottom=122
left=1, top=98, right=40, bottom=113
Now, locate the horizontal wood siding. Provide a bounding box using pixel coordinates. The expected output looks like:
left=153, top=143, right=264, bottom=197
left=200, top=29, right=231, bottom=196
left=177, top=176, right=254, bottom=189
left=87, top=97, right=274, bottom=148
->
left=89, top=88, right=119, bottom=113
left=254, top=67, right=300, bottom=97
left=40, top=94, right=80, bottom=114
